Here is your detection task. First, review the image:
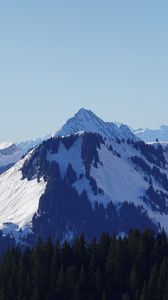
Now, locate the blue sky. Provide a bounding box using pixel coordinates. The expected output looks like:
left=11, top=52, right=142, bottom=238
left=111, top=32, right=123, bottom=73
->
left=0, top=0, right=168, bottom=141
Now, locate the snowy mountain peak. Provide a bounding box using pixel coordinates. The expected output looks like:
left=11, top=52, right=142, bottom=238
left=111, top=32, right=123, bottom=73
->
left=75, top=107, right=93, bottom=118
left=0, top=109, right=139, bottom=176
left=55, top=108, right=138, bottom=142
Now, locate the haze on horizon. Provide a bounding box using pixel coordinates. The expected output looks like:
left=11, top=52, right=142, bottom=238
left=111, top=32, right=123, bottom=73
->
left=0, top=0, right=168, bottom=141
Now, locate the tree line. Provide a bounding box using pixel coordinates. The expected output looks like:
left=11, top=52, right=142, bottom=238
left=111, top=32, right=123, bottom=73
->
left=0, top=230, right=168, bottom=299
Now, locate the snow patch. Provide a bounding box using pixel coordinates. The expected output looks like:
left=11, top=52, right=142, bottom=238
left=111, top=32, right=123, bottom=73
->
left=47, top=139, right=85, bottom=178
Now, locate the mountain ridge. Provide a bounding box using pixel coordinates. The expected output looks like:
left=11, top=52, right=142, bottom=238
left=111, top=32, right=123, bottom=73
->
left=1, top=109, right=168, bottom=246
left=0, top=109, right=138, bottom=174
left=0, top=130, right=167, bottom=244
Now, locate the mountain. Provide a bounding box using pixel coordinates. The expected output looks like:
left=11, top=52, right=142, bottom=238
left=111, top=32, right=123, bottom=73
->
left=0, top=142, right=24, bottom=174
left=134, top=125, right=168, bottom=142
left=0, top=142, right=13, bottom=150
left=55, top=108, right=139, bottom=142
left=0, top=140, right=42, bottom=175
left=0, top=136, right=50, bottom=175
left=0, top=109, right=138, bottom=175
left=1, top=109, right=168, bottom=246
left=16, top=137, right=44, bottom=152
left=0, top=126, right=168, bottom=245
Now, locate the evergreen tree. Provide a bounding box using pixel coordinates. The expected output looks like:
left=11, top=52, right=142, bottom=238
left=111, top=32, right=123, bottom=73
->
left=0, top=231, right=167, bottom=299
left=147, top=263, right=159, bottom=299
left=157, top=258, right=168, bottom=299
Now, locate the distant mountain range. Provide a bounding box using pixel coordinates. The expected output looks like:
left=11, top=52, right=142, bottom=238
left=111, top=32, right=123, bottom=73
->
left=134, top=125, right=168, bottom=143
left=0, top=109, right=168, bottom=248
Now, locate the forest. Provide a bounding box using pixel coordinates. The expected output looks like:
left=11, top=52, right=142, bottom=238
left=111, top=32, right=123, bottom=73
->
left=0, top=230, right=168, bottom=299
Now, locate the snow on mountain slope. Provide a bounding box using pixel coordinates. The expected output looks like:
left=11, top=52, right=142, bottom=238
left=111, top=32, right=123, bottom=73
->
left=0, top=153, right=46, bottom=237
left=1, top=131, right=168, bottom=241
left=92, top=142, right=168, bottom=233
left=55, top=108, right=139, bottom=142
left=46, top=135, right=145, bottom=208
left=134, top=125, right=168, bottom=142
left=49, top=134, right=168, bottom=232
left=91, top=143, right=148, bottom=206
left=47, top=137, right=84, bottom=179
left=2, top=110, right=168, bottom=243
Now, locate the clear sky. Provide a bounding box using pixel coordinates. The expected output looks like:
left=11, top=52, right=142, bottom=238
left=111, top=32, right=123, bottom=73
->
left=0, top=0, right=168, bottom=141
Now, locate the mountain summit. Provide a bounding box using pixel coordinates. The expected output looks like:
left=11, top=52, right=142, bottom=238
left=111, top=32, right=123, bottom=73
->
left=55, top=108, right=138, bottom=141
left=0, top=109, right=138, bottom=175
